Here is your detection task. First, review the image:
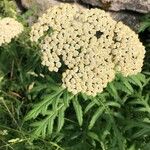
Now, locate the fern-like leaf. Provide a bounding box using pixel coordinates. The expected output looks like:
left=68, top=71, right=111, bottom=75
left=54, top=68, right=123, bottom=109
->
left=72, top=96, right=83, bottom=126
left=25, top=90, right=63, bottom=120
left=88, top=106, right=105, bottom=129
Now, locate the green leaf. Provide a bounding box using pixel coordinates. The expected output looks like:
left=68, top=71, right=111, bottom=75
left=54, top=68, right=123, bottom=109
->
left=128, top=74, right=144, bottom=89
left=87, top=132, right=100, bottom=143
left=63, top=91, right=70, bottom=107
left=114, top=82, right=132, bottom=94
left=72, top=96, right=83, bottom=126
left=47, top=114, right=56, bottom=135
left=89, top=106, right=105, bottom=129
left=25, top=90, right=63, bottom=120
left=29, top=84, right=47, bottom=93
left=84, top=100, right=96, bottom=114
left=81, top=93, right=89, bottom=100
left=107, top=82, right=120, bottom=100
left=128, top=145, right=136, bottom=150
left=112, top=121, right=126, bottom=150
left=31, top=110, right=58, bottom=137
left=137, top=73, right=146, bottom=82
left=106, top=101, right=121, bottom=108
left=52, top=94, right=61, bottom=110
left=121, top=77, right=134, bottom=93
left=139, top=21, right=150, bottom=32
left=135, top=107, right=150, bottom=113
left=57, top=106, right=65, bottom=132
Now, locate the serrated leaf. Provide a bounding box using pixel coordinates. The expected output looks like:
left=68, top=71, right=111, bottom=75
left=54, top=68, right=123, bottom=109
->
left=89, top=106, right=105, bottom=129
left=121, top=77, right=134, bottom=93
left=41, top=122, right=47, bottom=138
left=115, top=82, right=131, bottom=94
left=106, top=101, right=121, bottom=108
left=84, top=100, right=96, bottom=114
left=72, top=96, right=83, bottom=126
left=137, top=73, right=146, bottom=83
left=139, top=21, right=150, bottom=32
left=135, top=107, right=150, bottom=113
left=81, top=93, right=89, bottom=100
left=31, top=111, right=57, bottom=137
left=25, top=90, right=62, bottom=120
left=47, top=114, right=56, bottom=135
left=47, top=84, right=63, bottom=91
left=52, top=94, right=61, bottom=110
left=132, top=128, right=150, bottom=139
left=25, top=95, right=54, bottom=120
left=63, top=91, right=70, bottom=107
left=128, top=75, right=143, bottom=89
left=129, top=100, right=145, bottom=106
left=87, top=132, right=100, bottom=143
left=57, top=106, right=65, bottom=132
left=107, top=82, right=120, bottom=100
left=112, top=121, right=125, bottom=150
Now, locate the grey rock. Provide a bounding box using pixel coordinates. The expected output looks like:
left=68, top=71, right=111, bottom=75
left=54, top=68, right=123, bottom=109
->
left=21, top=0, right=61, bottom=9
left=21, top=0, right=150, bottom=13
left=81, top=0, right=150, bottom=13
left=21, top=0, right=62, bottom=26
left=110, top=11, right=142, bottom=32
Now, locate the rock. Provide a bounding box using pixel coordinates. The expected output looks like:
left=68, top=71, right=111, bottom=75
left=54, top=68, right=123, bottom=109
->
left=58, top=0, right=75, bottom=2
left=110, top=11, right=142, bottom=32
left=21, top=0, right=150, bottom=13
left=21, top=0, right=60, bottom=25
left=21, top=0, right=60, bottom=9
left=81, top=0, right=150, bottom=13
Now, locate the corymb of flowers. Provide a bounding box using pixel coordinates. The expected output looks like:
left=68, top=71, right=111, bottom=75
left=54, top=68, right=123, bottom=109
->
left=30, top=4, right=145, bottom=96
left=0, top=17, right=24, bottom=46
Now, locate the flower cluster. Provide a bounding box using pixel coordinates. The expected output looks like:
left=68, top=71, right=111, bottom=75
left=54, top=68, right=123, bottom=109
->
left=0, top=17, right=24, bottom=46
left=111, top=22, right=145, bottom=76
left=30, top=4, right=145, bottom=96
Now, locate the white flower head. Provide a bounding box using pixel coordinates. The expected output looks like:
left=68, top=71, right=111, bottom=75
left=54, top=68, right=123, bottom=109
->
left=0, top=17, right=24, bottom=46
left=30, top=4, right=145, bottom=96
